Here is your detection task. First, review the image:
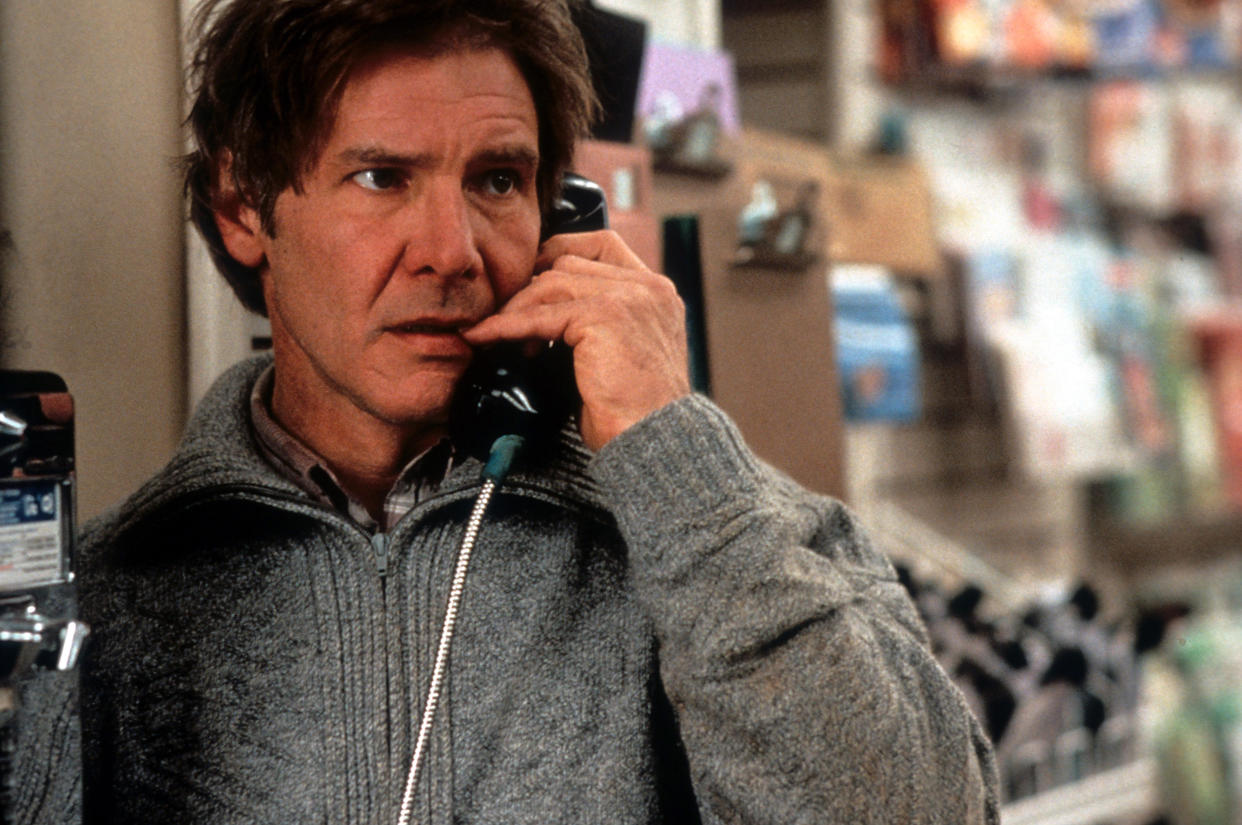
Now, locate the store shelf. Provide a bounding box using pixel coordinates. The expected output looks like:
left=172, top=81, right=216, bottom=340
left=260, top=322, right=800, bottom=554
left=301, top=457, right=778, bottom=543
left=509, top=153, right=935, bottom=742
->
left=883, top=61, right=1242, bottom=101
left=1001, top=758, right=1158, bottom=825
left=865, top=498, right=1037, bottom=608
left=1089, top=509, right=1242, bottom=577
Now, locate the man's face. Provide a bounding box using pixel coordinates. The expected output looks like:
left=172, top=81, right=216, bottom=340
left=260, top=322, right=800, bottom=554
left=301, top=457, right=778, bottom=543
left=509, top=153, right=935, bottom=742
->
left=251, top=46, right=542, bottom=447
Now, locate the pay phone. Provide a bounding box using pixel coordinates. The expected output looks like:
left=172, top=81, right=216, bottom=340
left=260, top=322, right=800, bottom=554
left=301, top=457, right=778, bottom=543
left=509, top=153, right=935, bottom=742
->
left=0, top=370, right=87, bottom=823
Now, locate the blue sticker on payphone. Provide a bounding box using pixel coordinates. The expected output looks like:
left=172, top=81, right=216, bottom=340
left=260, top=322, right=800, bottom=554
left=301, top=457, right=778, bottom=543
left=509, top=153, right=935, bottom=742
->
left=0, top=480, right=66, bottom=590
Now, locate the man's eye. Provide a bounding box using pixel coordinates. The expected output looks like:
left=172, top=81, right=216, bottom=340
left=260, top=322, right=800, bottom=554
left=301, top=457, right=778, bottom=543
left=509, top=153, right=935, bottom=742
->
left=351, top=169, right=404, bottom=191
left=480, top=170, right=521, bottom=196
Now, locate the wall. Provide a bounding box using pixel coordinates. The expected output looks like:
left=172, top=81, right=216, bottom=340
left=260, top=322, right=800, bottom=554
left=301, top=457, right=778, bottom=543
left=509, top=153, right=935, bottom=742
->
left=722, top=3, right=832, bottom=141
left=719, top=0, right=887, bottom=149
left=0, top=1, right=186, bottom=521
left=596, top=0, right=720, bottom=48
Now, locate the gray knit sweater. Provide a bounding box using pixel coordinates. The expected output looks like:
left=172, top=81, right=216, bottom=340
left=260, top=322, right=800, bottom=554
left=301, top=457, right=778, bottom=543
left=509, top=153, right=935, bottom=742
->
left=74, top=355, right=998, bottom=824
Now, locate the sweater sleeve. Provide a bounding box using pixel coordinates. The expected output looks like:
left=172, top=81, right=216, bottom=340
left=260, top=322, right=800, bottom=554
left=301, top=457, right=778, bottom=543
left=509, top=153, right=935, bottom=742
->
left=590, top=394, right=1000, bottom=824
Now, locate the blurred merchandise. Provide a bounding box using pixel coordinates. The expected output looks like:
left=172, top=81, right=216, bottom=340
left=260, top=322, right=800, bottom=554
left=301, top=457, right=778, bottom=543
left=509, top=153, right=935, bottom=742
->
left=960, top=247, right=1019, bottom=402
left=1164, top=0, right=1242, bottom=67
left=1091, top=0, right=1164, bottom=70
left=1089, top=80, right=1242, bottom=217
left=636, top=42, right=737, bottom=177
left=1171, top=83, right=1238, bottom=213
left=1004, top=0, right=1062, bottom=69
left=896, top=560, right=1242, bottom=820
left=735, top=179, right=822, bottom=269
left=1140, top=572, right=1242, bottom=825
left=1189, top=310, right=1242, bottom=509
left=1089, top=81, right=1175, bottom=213
left=878, top=0, right=1242, bottom=80
left=900, top=81, right=1237, bottom=518
left=878, top=0, right=941, bottom=83
left=737, top=181, right=779, bottom=248
left=894, top=568, right=1149, bottom=805
left=848, top=0, right=1242, bottom=818
left=832, top=264, right=922, bottom=421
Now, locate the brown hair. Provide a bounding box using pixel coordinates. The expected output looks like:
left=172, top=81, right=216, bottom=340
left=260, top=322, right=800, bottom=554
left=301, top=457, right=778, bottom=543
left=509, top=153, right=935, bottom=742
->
left=184, top=0, right=599, bottom=315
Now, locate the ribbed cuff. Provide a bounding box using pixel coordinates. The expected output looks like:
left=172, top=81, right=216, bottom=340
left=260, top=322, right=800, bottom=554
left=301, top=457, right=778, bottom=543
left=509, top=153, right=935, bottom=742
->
left=589, top=395, right=768, bottom=541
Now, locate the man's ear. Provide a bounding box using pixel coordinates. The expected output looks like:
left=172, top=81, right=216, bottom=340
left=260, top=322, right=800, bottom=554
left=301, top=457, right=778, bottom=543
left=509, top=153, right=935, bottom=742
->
left=212, top=153, right=267, bottom=268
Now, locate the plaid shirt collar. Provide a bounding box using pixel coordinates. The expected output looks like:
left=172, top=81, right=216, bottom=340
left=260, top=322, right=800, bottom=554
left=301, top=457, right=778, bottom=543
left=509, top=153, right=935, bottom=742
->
left=248, top=364, right=455, bottom=533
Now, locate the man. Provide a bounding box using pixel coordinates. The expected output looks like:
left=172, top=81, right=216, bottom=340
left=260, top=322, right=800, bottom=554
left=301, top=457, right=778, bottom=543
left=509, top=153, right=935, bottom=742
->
left=76, top=0, right=1000, bottom=822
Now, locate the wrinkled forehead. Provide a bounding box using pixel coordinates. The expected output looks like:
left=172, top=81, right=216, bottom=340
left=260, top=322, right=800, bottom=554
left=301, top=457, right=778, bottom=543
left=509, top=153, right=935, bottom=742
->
left=321, top=46, right=540, bottom=170
left=305, top=25, right=532, bottom=162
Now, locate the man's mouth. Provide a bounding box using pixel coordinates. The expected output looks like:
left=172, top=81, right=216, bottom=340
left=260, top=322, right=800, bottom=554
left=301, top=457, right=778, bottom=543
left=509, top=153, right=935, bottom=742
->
left=391, top=322, right=465, bottom=335
left=384, top=320, right=476, bottom=357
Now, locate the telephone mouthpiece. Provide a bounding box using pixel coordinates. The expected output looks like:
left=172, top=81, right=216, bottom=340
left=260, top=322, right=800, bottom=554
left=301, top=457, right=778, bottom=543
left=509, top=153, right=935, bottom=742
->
left=449, top=341, right=578, bottom=465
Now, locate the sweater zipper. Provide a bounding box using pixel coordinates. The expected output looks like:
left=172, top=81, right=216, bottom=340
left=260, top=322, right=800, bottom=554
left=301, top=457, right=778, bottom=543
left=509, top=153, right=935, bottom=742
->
left=371, top=531, right=389, bottom=579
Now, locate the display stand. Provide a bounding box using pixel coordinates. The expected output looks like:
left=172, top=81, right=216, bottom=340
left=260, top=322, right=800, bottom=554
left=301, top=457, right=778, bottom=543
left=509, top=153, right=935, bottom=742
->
left=692, top=207, right=844, bottom=497
left=653, top=128, right=847, bottom=499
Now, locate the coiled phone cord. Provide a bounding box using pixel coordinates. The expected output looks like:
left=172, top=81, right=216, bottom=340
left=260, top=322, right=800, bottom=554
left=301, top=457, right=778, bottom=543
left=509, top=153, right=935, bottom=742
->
left=395, top=434, right=525, bottom=825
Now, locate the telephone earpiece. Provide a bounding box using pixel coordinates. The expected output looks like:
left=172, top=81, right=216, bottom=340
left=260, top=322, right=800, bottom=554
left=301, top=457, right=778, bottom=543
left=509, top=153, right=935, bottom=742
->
left=542, top=173, right=608, bottom=241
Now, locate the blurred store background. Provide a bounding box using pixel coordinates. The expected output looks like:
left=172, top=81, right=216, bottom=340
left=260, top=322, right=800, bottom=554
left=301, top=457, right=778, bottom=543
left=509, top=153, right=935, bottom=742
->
left=720, top=0, right=1242, bottom=822
left=4, top=0, right=1242, bottom=822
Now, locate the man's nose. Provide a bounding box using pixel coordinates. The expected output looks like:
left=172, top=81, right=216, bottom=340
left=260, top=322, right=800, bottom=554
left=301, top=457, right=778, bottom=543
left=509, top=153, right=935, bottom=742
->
left=400, top=185, right=482, bottom=279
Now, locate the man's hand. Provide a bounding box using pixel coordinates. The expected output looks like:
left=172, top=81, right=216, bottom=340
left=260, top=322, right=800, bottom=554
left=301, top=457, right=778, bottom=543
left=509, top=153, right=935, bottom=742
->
left=463, top=230, right=692, bottom=451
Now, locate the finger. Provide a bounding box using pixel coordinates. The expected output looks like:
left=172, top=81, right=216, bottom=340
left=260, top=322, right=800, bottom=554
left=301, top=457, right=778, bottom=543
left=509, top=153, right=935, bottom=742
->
left=499, top=271, right=683, bottom=337
left=462, top=301, right=578, bottom=346
left=468, top=280, right=668, bottom=345
left=499, top=266, right=636, bottom=316
left=537, top=229, right=650, bottom=272
left=536, top=255, right=642, bottom=284
left=469, top=278, right=639, bottom=339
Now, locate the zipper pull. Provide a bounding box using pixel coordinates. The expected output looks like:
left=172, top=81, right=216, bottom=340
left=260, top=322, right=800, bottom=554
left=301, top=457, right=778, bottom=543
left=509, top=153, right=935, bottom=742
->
left=371, top=532, right=389, bottom=578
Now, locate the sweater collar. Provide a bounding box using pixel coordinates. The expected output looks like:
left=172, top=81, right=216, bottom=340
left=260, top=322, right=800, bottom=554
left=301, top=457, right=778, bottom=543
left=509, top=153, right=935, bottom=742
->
left=114, top=354, right=610, bottom=530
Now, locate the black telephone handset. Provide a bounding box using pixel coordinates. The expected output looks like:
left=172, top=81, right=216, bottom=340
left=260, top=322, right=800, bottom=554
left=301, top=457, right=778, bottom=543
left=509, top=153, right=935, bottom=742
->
left=403, top=176, right=610, bottom=818
left=449, top=173, right=609, bottom=465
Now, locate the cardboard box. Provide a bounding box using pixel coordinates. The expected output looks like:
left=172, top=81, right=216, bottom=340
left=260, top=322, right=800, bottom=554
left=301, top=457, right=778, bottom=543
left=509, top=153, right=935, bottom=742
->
left=826, top=156, right=943, bottom=278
